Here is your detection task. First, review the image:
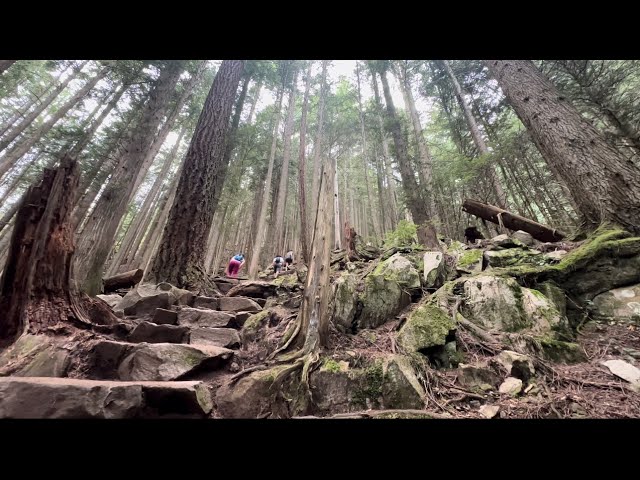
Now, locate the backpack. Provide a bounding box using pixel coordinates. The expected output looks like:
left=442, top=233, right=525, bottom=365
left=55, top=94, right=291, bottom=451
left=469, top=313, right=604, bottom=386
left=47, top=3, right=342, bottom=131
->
left=274, top=256, right=283, bottom=264
left=233, top=254, right=244, bottom=262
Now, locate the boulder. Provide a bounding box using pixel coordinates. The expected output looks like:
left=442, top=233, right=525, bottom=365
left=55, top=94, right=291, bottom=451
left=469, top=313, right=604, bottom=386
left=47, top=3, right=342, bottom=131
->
left=331, top=273, right=359, bottom=333
left=230, top=311, right=252, bottom=328
left=423, top=251, right=445, bottom=288
left=381, top=355, right=425, bottom=409
left=0, top=377, right=212, bottom=418
left=358, top=253, right=420, bottom=329
left=0, top=335, right=70, bottom=378
left=177, top=307, right=235, bottom=328
left=189, top=328, right=241, bottom=349
left=127, top=321, right=188, bottom=344
left=494, top=350, right=535, bottom=381
left=456, top=364, right=501, bottom=390
left=592, top=284, right=640, bottom=321
left=218, top=296, right=262, bottom=313
left=479, top=405, right=500, bottom=419
left=397, top=302, right=456, bottom=353
left=123, top=292, right=170, bottom=317
left=241, top=310, right=272, bottom=343
left=152, top=308, right=178, bottom=325
left=483, top=248, right=545, bottom=269
left=601, top=360, right=640, bottom=384
left=96, top=294, right=123, bottom=309
left=498, top=377, right=523, bottom=396
left=216, top=366, right=288, bottom=418
left=225, top=281, right=277, bottom=298
left=544, top=250, right=568, bottom=262
left=116, top=283, right=192, bottom=315
left=512, top=230, right=535, bottom=246
left=456, top=248, right=483, bottom=273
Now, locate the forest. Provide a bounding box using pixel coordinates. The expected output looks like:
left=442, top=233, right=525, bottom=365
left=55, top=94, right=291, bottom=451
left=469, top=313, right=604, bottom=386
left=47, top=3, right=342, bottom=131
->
left=0, top=59, right=639, bottom=419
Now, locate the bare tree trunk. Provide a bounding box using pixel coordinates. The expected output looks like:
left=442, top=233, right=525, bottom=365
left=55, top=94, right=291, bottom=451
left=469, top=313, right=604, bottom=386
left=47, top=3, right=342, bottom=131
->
left=149, top=60, right=245, bottom=290
left=485, top=59, right=640, bottom=234
left=0, top=65, right=108, bottom=180
left=248, top=88, right=284, bottom=278
left=272, top=70, right=298, bottom=255
left=333, top=154, right=342, bottom=249
left=75, top=61, right=184, bottom=295
left=297, top=63, right=312, bottom=263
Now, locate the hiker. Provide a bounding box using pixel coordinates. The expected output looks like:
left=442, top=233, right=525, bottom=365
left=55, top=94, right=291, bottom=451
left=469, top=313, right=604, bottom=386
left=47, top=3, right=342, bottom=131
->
left=273, top=254, right=284, bottom=278
left=284, top=250, right=294, bottom=271
left=225, top=253, right=245, bottom=278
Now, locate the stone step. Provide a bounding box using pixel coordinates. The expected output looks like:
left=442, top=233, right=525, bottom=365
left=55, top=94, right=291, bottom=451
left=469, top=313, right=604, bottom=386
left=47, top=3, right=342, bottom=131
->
left=218, top=296, right=262, bottom=313
left=128, top=321, right=188, bottom=344
left=177, top=307, right=235, bottom=328
left=88, top=340, right=233, bottom=381
left=189, top=328, right=241, bottom=349
left=0, top=377, right=212, bottom=418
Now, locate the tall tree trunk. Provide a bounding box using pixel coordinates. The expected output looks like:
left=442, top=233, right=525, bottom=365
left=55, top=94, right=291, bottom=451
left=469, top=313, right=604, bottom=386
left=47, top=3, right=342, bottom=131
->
left=0, top=60, right=16, bottom=75
left=373, top=143, right=388, bottom=236
left=297, top=62, right=312, bottom=263
left=355, top=61, right=380, bottom=242
left=75, top=61, right=184, bottom=295
left=370, top=72, right=399, bottom=230
left=333, top=154, right=342, bottom=249
left=0, top=62, right=86, bottom=152
left=442, top=60, right=508, bottom=209
left=309, top=61, right=329, bottom=229
left=247, top=88, right=284, bottom=278
left=485, top=60, right=640, bottom=234
left=272, top=70, right=298, bottom=255
left=378, top=68, right=440, bottom=250
left=149, top=60, right=245, bottom=290
left=0, top=65, right=108, bottom=180
left=107, top=126, right=187, bottom=276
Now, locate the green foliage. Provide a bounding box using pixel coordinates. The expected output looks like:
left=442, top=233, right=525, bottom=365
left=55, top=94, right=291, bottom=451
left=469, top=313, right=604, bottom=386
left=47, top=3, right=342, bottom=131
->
left=384, top=220, right=418, bottom=248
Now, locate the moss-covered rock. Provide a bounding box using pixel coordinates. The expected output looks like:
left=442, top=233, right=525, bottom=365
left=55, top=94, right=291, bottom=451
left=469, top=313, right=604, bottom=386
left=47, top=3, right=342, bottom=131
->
left=538, top=338, right=587, bottom=363
left=483, top=248, right=548, bottom=269
left=592, top=284, right=640, bottom=322
left=457, top=248, right=483, bottom=272
left=397, top=303, right=456, bottom=353
left=331, top=273, right=359, bottom=333
left=357, top=253, right=420, bottom=329
left=381, top=355, right=425, bottom=409
left=240, top=310, right=271, bottom=343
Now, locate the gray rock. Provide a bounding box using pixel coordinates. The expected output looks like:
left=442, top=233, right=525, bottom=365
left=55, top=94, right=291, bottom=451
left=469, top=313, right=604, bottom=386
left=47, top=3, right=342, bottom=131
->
left=512, top=230, right=535, bottom=246
left=423, top=251, right=445, bottom=288
left=479, top=405, right=500, bottom=418
left=123, top=292, right=170, bottom=316
left=189, top=328, right=241, bottom=349
left=456, top=364, right=501, bottom=389
left=153, top=308, right=178, bottom=325
left=178, top=307, right=235, bottom=328
left=117, top=343, right=233, bottom=381
left=544, top=250, right=568, bottom=262
left=193, top=296, right=219, bottom=310
left=0, top=335, right=70, bottom=378
left=231, top=311, right=252, bottom=328
left=602, top=359, right=640, bottom=384
left=218, top=296, right=262, bottom=313
left=494, top=350, right=535, bottom=381
left=592, top=284, right=640, bottom=321
left=498, top=377, right=523, bottom=396
left=96, top=294, right=123, bottom=309
left=0, top=377, right=212, bottom=418
left=331, top=273, right=359, bottom=333
left=381, top=355, right=425, bottom=409
left=127, top=321, right=188, bottom=344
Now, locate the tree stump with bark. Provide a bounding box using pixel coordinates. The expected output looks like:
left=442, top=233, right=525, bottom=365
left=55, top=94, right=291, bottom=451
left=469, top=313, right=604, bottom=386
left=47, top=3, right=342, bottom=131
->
left=0, top=159, right=118, bottom=348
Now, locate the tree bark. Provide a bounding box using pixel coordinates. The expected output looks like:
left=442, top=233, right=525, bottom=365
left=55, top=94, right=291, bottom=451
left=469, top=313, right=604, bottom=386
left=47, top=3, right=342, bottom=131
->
left=75, top=61, right=184, bottom=295
left=462, top=198, right=566, bottom=242
left=0, top=158, right=117, bottom=348
left=378, top=67, right=440, bottom=250
left=485, top=60, right=640, bottom=234
left=272, top=70, right=298, bottom=255
left=248, top=87, right=284, bottom=278
left=0, top=65, right=109, bottom=180
left=297, top=63, right=312, bottom=263
left=149, top=60, right=245, bottom=290
left=309, top=61, right=329, bottom=229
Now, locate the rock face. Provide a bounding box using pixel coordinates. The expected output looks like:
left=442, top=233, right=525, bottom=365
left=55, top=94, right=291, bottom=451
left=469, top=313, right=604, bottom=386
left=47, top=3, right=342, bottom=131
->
left=397, top=303, right=456, bottom=354
left=423, top=251, right=445, bottom=288
left=592, top=284, right=640, bottom=321
left=218, top=296, right=262, bottom=313
left=0, top=335, right=70, bottom=378
left=178, top=307, right=235, bottom=328
left=462, top=275, right=564, bottom=333
left=358, top=253, right=420, bottom=329
left=331, top=273, right=359, bottom=333
left=0, top=377, right=213, bottom=418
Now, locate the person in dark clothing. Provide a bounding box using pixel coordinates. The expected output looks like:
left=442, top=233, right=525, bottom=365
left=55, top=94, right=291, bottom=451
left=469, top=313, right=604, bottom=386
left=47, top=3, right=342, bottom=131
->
left=273, top=255, right=284, bottom=278
left=284, top=250, right=294, bottom=271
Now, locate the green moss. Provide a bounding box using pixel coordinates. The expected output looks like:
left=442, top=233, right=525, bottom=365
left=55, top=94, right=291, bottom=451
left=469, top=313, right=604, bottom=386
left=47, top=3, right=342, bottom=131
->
left=322, top=358, right=342, bottom=373
left=529, top=289, right=546, bottom=299
left=242, top=310, right=270, bottom=334
left=352, top=360, right=384, bottom=407
left=397, top=303, right=456, bottom=352
left=458, top=249, right=483, bottom=268
left=552, top=227, right=631, bottom=274
left=538, top=337, right=586, bottom=363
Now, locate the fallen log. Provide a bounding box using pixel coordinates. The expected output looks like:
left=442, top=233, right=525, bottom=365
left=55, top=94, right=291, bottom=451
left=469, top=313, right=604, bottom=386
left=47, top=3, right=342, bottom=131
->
left=102, top=268, right=143, bottom=293
left=462, top=199, right=566, bottom=242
